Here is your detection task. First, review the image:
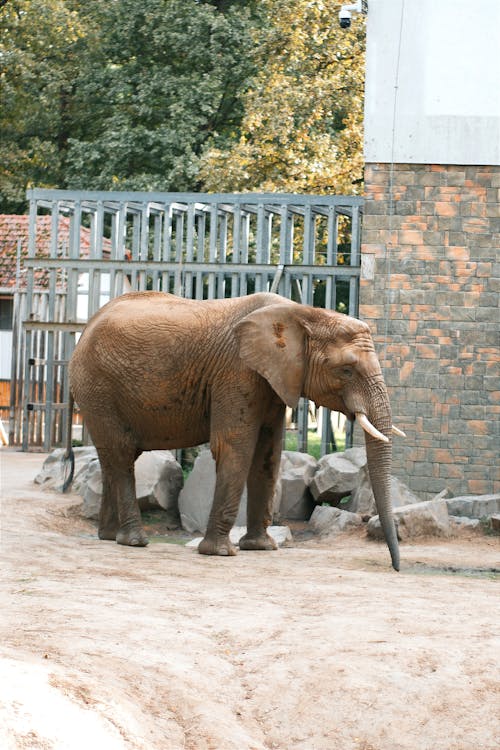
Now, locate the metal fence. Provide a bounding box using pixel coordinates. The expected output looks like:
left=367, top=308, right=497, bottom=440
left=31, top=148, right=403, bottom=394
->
left=12, top=188, right=363, bottom=452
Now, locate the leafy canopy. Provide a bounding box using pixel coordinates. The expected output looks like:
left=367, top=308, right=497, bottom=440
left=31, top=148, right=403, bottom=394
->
left=0, top=0, right=365, bottom=212
left=200, top=0, right=365, bottom=194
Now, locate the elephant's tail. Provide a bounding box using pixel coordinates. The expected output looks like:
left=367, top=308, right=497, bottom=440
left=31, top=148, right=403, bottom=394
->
left=61, top=392, right=75, bottom=493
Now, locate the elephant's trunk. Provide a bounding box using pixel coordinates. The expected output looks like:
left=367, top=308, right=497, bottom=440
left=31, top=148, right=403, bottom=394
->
left=365, top=434, right=400, bottom=571
left=361, top=378, right=400, bottom=571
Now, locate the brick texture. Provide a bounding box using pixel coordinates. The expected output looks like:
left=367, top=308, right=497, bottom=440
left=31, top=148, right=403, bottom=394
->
left=359, top=163, right=500, bottom=499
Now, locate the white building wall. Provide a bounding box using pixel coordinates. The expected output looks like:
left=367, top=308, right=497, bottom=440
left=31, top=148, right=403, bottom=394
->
left=364, top=0, right=500, bottom=165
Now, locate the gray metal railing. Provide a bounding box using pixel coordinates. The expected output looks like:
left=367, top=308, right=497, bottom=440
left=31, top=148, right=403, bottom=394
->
left=12, top=189, right=363, bottom=452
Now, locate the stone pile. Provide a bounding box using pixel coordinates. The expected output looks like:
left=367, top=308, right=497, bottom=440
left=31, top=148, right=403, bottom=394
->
left=36, top=446, right=500, bottom=542
left=366, top=492, right=500, bottom=541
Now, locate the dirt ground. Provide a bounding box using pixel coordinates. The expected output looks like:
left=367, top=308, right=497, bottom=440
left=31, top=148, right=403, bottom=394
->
left=1, top=450, right=499, bottom=750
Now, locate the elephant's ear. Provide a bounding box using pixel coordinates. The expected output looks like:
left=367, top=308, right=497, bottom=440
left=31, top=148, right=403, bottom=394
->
left=235, top=303, right=309, bottom=408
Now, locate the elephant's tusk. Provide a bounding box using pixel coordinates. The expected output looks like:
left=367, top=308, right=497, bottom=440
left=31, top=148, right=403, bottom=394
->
left=356, top=413, right=390, bottom=444
left=392, top=425, right=406, bottom=438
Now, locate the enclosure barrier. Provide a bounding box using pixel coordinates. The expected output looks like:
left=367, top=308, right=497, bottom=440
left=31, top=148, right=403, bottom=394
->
left=11, top=189, right=363, bottom=453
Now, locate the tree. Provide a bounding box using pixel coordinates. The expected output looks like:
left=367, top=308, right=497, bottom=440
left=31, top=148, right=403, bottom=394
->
left=199, top=0, right=366, bottom=195
left=0, top=0, right=86, bottom=211
left=0, top=0, right=365, bottom=212
left=64, top=0, right=258, bottom=192
left=0, top=0, right=259, bottom=211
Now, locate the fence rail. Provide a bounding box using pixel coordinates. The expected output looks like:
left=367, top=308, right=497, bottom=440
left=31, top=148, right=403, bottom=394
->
left=11, top=189, right=363, bottom=453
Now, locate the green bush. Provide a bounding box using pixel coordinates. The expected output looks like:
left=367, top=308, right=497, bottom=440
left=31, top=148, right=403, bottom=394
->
left=284, top=430, right=345, bottom=460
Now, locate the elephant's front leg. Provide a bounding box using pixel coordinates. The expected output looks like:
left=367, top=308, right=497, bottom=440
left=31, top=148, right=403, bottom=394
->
left=198, top=436, right=256, bottom=557
left=239, top=403, right=285, bottom=551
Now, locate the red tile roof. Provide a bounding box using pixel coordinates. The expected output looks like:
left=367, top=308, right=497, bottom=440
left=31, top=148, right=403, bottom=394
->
left=0, top=215, right=112, bottom=290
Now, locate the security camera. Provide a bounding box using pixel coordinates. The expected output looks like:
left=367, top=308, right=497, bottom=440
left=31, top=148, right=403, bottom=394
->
left=339, top=8, right=352, bottom=28
left=338, top=1, right=367, bottom=29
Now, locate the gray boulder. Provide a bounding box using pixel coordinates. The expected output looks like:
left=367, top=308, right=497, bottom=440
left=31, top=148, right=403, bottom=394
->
left=340, top=464, right=373, bottom=514
left=309, top=447, right=366, bottom=504
left=35, top=446, right=97, bottom=490
left=79, top=450, right=182, bottom=527
left=446, top=494, right=500, bottom=519
left=490, top=515, right=500, bottom=532
left=278, top=451, right=317, bottom=520
left=80, top=458, right=102, bottom=519
left=135, top=451, right=183, bottom=516
left=308, top=447, right=421, bottom=517
left=309, top=505, right=363, bottom=536
left=344, top=469, right=423, bottom=515
left=72, top=449, right=99, bottom=494
left=367, top=498, right=451, bottom=541
left=178, top=448, right=287, bottom=534
left=385, top=475, right=424, bottom=510
left=178, top=449, right=247, bottom=534
left=449, top=516, right=482, bottom=531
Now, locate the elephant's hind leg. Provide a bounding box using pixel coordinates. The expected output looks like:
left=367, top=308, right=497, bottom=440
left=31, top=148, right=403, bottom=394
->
left=114, top=468, right=149, bottom=547
left=93, top=427, right=148, bottom=547
left=98, top=467, right=118, bottom=540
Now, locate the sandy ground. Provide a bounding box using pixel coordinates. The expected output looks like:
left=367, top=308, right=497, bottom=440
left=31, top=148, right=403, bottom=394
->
left=1, top=450, right=499, bottom=750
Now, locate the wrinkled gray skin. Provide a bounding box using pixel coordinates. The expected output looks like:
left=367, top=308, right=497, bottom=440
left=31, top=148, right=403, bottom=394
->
left=68, top=292, right=399, bottom=570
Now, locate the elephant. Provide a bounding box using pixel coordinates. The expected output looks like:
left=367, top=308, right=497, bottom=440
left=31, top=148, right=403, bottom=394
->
left=65, top=291, right=400, bottom=570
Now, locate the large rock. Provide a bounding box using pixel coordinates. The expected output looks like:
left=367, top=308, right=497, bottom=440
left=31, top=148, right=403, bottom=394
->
left=309, top=447, right=366, bottom=504
left=72, top=449, right=98, bottom=494
left=80, top=458, right=102, bottom=519
left=79, top=451, right=182, bottom=527
left=446, top=494, right=500, bottom=519
left=490, top=515, right=500, bottom=532
left=277, top=451, right=317, bottom=521
left=367, top=498, right=451, bottom=541
left=135, top=451, right=183, bottom=515
left=178, top=448, right=287, bottom=534
left=34, top=447, right=97, bottom=490
left=309, top=505, right=363, bottom=536
left=449, top=516, right=482, bottom=532
left=345, top=469, right=423, bottom=516
left=308, top=447, right=421, bottom=516
left=178, top=449, right=247, bottom=534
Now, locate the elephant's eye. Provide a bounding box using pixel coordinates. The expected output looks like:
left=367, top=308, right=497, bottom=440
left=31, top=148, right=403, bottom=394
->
left=341, top=367, right=353, bottom=379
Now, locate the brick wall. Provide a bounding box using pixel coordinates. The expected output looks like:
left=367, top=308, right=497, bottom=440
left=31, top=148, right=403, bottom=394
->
left=359, top=163, right=499, bottom=498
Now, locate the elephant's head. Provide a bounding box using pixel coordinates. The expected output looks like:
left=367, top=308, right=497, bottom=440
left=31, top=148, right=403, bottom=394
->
left=236, top=300, right=400, bottom=571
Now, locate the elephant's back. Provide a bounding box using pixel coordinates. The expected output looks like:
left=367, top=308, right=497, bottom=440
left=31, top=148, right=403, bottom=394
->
left=69, top=289, right=285, bottom=383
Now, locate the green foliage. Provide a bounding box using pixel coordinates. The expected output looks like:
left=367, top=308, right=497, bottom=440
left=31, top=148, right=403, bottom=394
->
left=199, top=0, right=366, bottom=194
left=0, top=0, right=258, bottom=210
left=285, top=428, right=346, bottom=460
left=0, top=0, right=86, bottom=210
left=64, top=0, right=258, bottom=192
left=1, top=0, right=365, bottom=213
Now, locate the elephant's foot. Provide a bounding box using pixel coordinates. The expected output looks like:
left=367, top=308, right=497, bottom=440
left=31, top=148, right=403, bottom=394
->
left=198, top=534, right=238, bottom=556
left=116, top=523, right=149, bottom=547
left=98, top=526, right=117, bottom=541
left=239, top=531, right=277, bottom=551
